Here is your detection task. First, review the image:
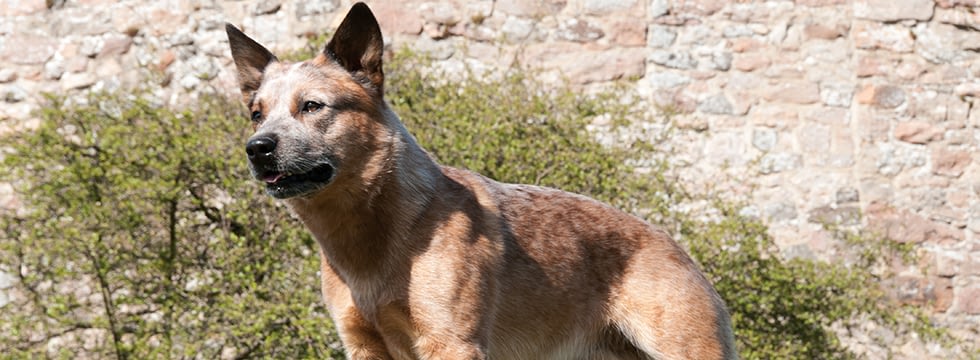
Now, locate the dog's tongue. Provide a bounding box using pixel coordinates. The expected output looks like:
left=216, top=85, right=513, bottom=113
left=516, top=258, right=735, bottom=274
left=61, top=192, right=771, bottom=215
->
left=263, top=173, right=285, bottom=184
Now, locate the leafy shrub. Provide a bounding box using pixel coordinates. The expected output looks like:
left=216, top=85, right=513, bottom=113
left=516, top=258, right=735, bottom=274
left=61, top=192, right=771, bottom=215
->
left=0, top=95, right=341, bottom=359
left=0, top=51, right=949, bottom=359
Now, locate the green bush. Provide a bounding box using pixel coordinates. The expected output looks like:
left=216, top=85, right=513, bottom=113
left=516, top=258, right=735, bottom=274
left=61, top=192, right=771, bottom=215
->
left=0, top=95, right=341, bottom=359
left=0, top=51, right=949, bottom=359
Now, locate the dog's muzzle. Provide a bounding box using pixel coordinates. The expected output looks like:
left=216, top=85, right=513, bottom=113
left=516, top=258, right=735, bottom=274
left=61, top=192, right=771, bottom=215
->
left=245, top=135, right=337, bottom=199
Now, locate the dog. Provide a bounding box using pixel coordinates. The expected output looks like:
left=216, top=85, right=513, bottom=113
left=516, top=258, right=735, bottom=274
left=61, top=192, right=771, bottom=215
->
left=225, top=3, right=736, bottom=359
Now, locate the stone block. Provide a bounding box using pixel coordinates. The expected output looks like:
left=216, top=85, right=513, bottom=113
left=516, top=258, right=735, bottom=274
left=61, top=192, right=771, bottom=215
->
left=582, top=0, right=638, bottom=15
left=647, top=25, right=677, bottom=48
left=888, top=275, right=953, bottom=312
left=0, top=34, right=58, bottom=65
left=253, top=0, right=282, bottom=15
left=294, top=0, right=338, bottom=18
left=645, top=72, right=691, bottom=89
left=556, top=18, right=605, bottom=42
left=803, top=24, right=844, bottom=40
left=867, top=203, right=961, bottom=244
left=98, top=35, right=133, bottom=58
left=733, top=54, right=770, bottom=72
left=759, top=153, right=802, bottom=174
left=852, top=22, right=914, bottom=53
left=0, top=69, right=16, bottom=83
left=649, top=51, right=697, bottom=69
left=697, top=93, right=733, bottom=115
left=672, top=0, right=725, bottom=16
left=856, top=84, right=906, bottom=108
left=795, top=0, right=847, bottom=6
left=856, top=56, right=887, bottom=78
left=61, top=72, right=97, bottom=91
left=854, top=0, right=934, bottom=21
left=954, top=82, right=980, bottom=98
left=704, top=50, right=732, bottom=71
left=752, top=128, right=776, bottom=151
left=820, top=83, right=854, bottom=108
left=914, top=22, right=980, bottom=64
left=0, top=0, right=47, bottom=16
left=650, top=0, right=669, bottom=18
left=953, top=286, right=980, bottom=315
left=730, top=38, right=763, bottom=53
left=764, top=82, right=821, bottom=104
left=894, top=121, right=943, bottom=144
left=373, top=2, right=424, bottom=35
left=932, top=149, right=971, bottom=178
left=937, top=0, right=979, bottom=7
left=496, top=0, right=566, bottom=16
left=605, top=18, right=646, bottom=46
left=935, top=7, right=980, bottom=30
left=535, top=46, right=646, bottom=84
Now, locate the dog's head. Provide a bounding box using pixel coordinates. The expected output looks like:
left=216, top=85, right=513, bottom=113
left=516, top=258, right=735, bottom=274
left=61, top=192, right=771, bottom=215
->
left=226, top=3, right=388, bottom=199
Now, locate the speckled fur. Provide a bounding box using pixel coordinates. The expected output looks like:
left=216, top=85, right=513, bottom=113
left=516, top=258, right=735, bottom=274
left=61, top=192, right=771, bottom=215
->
left=226, top=3, right=737, bottom=359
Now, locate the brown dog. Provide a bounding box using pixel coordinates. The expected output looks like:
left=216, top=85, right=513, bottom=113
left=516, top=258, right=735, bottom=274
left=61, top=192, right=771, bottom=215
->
left=226, top=3, right=736, bottom=359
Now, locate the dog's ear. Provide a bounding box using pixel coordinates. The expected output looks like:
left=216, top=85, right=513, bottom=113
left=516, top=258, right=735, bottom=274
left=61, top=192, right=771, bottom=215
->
left=324, top=2, right=385, bottom=93
left=225, top=23, right=278, bottom=102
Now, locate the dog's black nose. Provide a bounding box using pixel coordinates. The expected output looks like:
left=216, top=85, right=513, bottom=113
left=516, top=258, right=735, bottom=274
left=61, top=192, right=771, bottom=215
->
left=246, top=135, right=277, bottom=161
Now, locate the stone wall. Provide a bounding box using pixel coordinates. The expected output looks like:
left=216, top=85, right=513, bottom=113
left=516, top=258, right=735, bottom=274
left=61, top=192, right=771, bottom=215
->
left=1, top=0, right=978, bottom=356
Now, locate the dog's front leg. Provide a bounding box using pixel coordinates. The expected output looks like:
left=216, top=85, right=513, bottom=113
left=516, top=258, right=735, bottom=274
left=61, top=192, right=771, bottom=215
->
left=334, top=307, right=394, bottom=360
left=320, top=261, right=393, bottom=360
left=414, top=336, right=487, bottom=360
left=409, top=253, right=497, bottom=360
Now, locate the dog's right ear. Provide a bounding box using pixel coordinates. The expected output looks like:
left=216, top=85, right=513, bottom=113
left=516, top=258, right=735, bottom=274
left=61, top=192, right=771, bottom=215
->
left=225, top=23, right=278, bottom=102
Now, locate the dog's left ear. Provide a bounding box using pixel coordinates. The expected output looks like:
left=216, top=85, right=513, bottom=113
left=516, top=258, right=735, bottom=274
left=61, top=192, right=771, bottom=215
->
left=324, top=2, right=385, bottom=93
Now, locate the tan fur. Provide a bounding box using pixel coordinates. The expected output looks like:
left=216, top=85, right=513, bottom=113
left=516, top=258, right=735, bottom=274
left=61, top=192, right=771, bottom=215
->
left=226, top=3, right=737, bottom=359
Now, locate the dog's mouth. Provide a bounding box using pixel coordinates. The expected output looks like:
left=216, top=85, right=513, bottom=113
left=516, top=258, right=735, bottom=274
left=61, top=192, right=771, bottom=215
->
left=258, top=162, right=335, bottom=199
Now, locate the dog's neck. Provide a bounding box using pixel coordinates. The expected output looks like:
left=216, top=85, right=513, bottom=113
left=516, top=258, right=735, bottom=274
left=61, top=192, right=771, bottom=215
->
left=285, top=105, right=441, bottom=283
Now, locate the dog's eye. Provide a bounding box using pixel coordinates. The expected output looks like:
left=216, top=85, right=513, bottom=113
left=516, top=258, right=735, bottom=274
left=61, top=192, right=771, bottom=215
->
left=251, top=111, right=262, bottom=122
left=302, top=101, right=324, bottom=113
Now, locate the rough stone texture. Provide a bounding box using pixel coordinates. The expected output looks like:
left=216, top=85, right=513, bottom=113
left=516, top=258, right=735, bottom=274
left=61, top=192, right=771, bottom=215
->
left=1, top=34, right=58, bottom=65
left=914, top=22, right=980, bottom=64
left=733, top=54, right=771, bottom=72
left=0, top=0, right=978, bottom=358
left=765, top=82, right=822, bottom=104
left=0, top=0, right=46, bottom=16
left=932, top=150, right=972, bottom=178
left=854, top=0, right=935, bottom=22
left=803, top=24, right=844, bottom=40
left=647, top=25, right=676, bottom=48
left=856, top=85, right=906, bottom=108
left=649, top=50, right=697, bottom=69
left=895, top=121, right=943, bottom=144
left=852, top=22, right=915, bottom=53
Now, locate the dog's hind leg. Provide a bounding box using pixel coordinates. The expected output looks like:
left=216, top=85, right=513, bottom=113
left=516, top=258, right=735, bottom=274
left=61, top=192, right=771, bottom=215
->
left=606, top=245, right=737, bottom=360
left=589, top=326, right=654, bottom=360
